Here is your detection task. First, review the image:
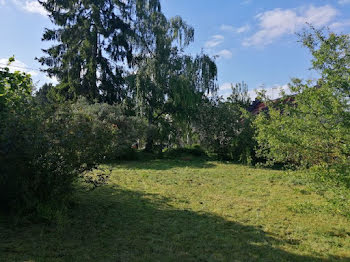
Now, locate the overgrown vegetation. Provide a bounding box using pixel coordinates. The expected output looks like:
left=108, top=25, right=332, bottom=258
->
left=0, top=66, right=144, bottom=215
left=194, top=82, right=255, bottom=163
left=0, top=0, right=259, bottom=216
left=0, top=0, right=350, bottom=260
left=254, top=28, right=350, bottom=186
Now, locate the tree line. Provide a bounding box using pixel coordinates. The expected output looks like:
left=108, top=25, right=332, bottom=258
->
left=0, top=0, right=349, bottom=218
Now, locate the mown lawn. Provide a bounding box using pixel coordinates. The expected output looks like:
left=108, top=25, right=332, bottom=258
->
left=1, top=159, right=350, bottom=261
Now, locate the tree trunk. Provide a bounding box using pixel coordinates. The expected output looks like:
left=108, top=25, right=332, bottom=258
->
left=145, top=133, right=154, bottom=152
left=145, top=112, right=154, bottom=152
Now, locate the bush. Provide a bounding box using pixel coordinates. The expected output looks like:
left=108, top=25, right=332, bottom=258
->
left=254, top=29, right=350, bottom=172
left=0, top=101, right=112, bottom=214
left=194, top=96, right=255, bottom=163
left=70, top=98, right=146, bottom=161
left=1, top=62, right=146, bottom=216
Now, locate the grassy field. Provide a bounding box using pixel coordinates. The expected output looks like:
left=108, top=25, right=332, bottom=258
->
left=1, top=159, right=350, bottom=261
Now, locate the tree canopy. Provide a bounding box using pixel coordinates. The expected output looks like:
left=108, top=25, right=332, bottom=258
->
left=255, top=28, right=350, bottom=174
left=38, top=0, right=162, bottom=103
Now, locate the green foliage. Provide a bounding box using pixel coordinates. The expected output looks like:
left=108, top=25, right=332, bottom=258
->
left=0, top=61, right=145, bottom=215
left=34, top=83, right=57, bottom=105
left=128, top=7, right=218, bottom=150
left=163, top=145, right=207, bottom=159
left=0, top=57, right=32, bottom=111
left=38, top=0, right=161, bottom=103
left=0, top=58, right=35, bottom=211
left=38, top=0, right=219, bottom=156
left=195, top=84, right=255, bottom=163
left=255, top=29, right=350, bottom=173
left=1, top=101, right=106, bottom=213
left=71, top=98, right=146, bottom=160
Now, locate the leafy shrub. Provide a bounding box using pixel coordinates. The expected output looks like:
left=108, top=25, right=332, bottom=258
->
left=70, top=98, right=146, bottom=161
left=1, top=101, right=112, bottom=214
left=0, top=59, right=36, bottom=211
left=194, top=93, right=255, bottom=163
left=1, top=99, right=145, bottom=215
left=254, top=29, right=350, bottom=172
left=1, top=61, right=145, bottom=216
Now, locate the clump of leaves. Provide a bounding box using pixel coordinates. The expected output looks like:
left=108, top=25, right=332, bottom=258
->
left=254, top=28, right=350, bottom=174
left=0, top=60, right=145, bottom=218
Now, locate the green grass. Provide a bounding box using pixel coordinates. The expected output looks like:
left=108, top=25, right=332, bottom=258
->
left=1, top=159, right=350, bottom=261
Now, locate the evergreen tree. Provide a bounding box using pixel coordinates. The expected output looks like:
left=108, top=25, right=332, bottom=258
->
left=38, top=0, right=161, bottom=103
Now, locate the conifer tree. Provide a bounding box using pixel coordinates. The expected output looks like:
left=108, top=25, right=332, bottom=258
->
left=38, top=0, right=161, bottom=103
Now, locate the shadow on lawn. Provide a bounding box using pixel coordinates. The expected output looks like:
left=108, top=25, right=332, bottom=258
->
left=110, top=158, right=217, bottom=170
left=109, top=158, right=287, bottom=172
left=0, top=186, right=346, bottom=262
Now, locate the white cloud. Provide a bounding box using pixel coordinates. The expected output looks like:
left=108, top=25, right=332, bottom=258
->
left=220, top=24, right=235, bottom=32
left=243, top=5, right=338, bottom=47
left=205, top=35, right=224, bottom=48
left=215, top=49, right=233, bottom=59
left=23, top=1, right=47, bottom=16
left=218, top=82, right=234, bottom=99
left=241, top=0, right=252, bottom=5
left=0, top=57, right=59, bottom=85
left=0, top=58, right=38, bottom=76
left=236, top=25, right=250, bottom=33
left=338, top=0, right=350, bottom=5
left=219, top=83, right=291, bottom=101
left=0, top=0, right=6, bottom=6
left=45, top=75, right=58, bottom=85
left=220, top=82, right=233, bottom=91
left=220, top=24, right=250, bottom=34
left=304, top=5, right=338, bottom=26
left=248, top=84, right=291, bottom=100
left=11, top=0, right=48, bottom=16
left=330, top=19, right=350, bottom=31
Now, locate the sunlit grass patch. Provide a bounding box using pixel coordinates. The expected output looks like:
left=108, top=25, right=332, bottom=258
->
left=0, top=159, right=349, bottom=261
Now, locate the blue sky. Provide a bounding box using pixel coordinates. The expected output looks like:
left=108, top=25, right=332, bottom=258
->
left=1, top=0, right=350, bottom=99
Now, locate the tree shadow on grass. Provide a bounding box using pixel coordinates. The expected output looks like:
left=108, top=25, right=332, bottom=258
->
left=109, top=158, right=217, bottom=171
left=0, top=186, right=346, bottom=262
